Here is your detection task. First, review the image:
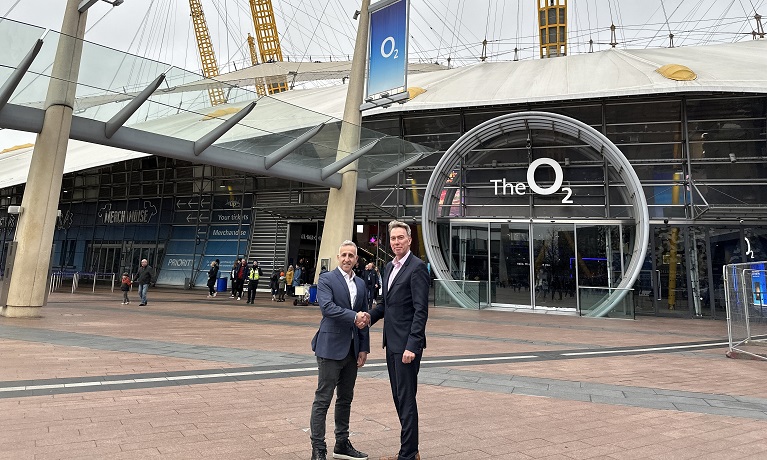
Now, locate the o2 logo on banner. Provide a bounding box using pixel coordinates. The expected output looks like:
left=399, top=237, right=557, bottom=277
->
left=490, top=158, right=574, bottom=204
left=367, top=0, right=409, bottom=98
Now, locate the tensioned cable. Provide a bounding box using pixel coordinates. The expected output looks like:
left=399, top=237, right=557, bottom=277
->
left=207, top=0, right=250, bottom=71
left=434, top=0, right=449, bottom=61
left=703, top=0, right=737, bottom=44
left=292, top=0, right=331, bottom=76
left=660, top=0, right=674, bottom=37
left=450, top=0, right=465, bottom=61
left=1, top=0, right=22, bottom=17
left=515, top=0, right=521, bottom=56
left=421, top=0, right=478, bottom=63
left=273, top=0, right=355, bottom=62
left=494, top=0, right=506, bottom=61
left=410, top=3, right=452, bottom=63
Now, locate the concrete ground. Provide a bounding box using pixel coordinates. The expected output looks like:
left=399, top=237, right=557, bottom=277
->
left=0, top=286, right=765, bottom=459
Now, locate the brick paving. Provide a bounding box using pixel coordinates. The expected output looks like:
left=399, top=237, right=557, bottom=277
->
left=0, top=287, right=765, bottom=459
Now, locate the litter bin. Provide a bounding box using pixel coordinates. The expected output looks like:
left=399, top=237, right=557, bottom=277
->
left=216, top=277, right=227, bottom=292
left=308, top=284, right=318, bottom=304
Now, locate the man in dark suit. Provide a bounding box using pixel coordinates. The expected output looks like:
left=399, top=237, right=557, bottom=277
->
left=310, top=240, right=370, bottom=460
left=364, top=220, right=429, bottom=460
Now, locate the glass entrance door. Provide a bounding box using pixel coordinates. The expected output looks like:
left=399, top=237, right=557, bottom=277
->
left=450, top=223, right=490, bottom=305
left=532, top=224, right=576, bottom=311
left=490, top=223, right=531, bottom=307
left=649, top=225, right=691, bottom=317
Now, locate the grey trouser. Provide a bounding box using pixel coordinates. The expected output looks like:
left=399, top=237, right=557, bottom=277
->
left=309, top=344, right=357, bottom=450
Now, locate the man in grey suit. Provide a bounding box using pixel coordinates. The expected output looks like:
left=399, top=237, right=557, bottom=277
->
left=310, top=240, right=370, bottom=460
left=364, top=220, right=429, bottom=460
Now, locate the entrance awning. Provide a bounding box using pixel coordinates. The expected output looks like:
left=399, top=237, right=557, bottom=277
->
left=0, top=18, right=435, bottom=192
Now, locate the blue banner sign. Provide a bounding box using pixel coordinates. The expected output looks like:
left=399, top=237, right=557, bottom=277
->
left=367, top=0, right=409, bottom=98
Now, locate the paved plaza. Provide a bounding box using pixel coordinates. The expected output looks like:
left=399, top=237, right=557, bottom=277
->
left=1, top=287, right=766, bottom=459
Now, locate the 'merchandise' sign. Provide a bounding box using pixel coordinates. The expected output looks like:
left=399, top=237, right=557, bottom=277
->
left=490, top=158, right=573, bottom=204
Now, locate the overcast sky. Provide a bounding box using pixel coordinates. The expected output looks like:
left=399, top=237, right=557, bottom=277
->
left=2, top=0, right=764, bottom=149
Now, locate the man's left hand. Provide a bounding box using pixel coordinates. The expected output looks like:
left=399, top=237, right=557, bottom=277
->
left=402, top=350, right=416, bottom=364
left=357, top=352, right=368, bottom=368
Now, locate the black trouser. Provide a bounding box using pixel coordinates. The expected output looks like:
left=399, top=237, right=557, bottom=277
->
left=234, top=279, right=244, bottom=298
left=310, top=345, right=357, bottom=450
left=207, top=278, right=216, bottom=295
left=247, top=279, right=259, bottom=303
left=386, top=348, right=422, bottom=460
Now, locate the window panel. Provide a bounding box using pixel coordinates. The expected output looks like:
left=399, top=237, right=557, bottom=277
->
left=605, top=100, right=681, bottom=123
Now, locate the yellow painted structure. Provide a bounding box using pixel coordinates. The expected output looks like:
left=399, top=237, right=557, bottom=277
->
left=249, top=0, right=289, bottom=94
left=538, top=0, right=567, bottom=59
left=189, top=0, right=226, bottom=106
left=656, top=64, right=697, bottom=81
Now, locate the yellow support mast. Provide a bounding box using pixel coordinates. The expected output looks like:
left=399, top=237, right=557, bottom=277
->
left=249, top=0, right=289, bottom=94
left=538, top=0, right=567, bottom=58
left=189, top=0, right=227, bottom=105
left=247, top=33, right=266, bottom=96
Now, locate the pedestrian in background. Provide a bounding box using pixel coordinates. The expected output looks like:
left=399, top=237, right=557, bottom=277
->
left=270, top=270, right=280, bottom=301
left=230, top=258, right=241, bottom=298
left=134, top=259, right=155, bottom=307
left=278, top=271, right=287, bottom=302
left=207, top=260, right=219, bottom=298
left=286, top=265, right=295, bottom=297
left=120, top=272, right=131, bottom=305
left=293, top=264, right=303, bottom=294
left=234, top=258, right=248, bottom=301
left=246, top=261, right=262, bottom=304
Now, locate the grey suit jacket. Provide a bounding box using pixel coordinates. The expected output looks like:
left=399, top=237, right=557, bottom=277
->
left=311, top=268, right=370, bottom=360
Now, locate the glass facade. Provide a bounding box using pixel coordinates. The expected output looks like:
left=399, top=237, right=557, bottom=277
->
left=0, top=93, right=764, bottom=318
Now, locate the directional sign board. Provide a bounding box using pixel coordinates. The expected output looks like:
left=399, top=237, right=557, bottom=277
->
left=367, top=0, right=409, bottom=98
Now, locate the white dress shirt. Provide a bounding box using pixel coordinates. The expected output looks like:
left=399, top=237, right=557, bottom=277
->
left=338, top=267, right=357, bottom=306
left=388, top=251, right=411, bottom=290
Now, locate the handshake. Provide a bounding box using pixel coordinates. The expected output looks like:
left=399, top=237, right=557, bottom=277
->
left=355, top=311, right=371, bottom=329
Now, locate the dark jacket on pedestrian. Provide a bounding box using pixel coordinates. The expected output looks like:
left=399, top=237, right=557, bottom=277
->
left=135, top=265, right=155, bottom=285
left=208, top=264, right=219, bottom=281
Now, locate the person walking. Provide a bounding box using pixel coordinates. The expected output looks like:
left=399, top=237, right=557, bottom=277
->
left=309, top=240, right=369, bottom=460
left=246, top=261, right=262, bottom=304
left=363, top=263, right=378, bottom=309
left=364, top=221, right=429, bottom=460
left=120, top=272, right=131, bottom=305
left=270, top=270, right=280, bottom=301
left=230, top=258, right=241, bottom=298
left=277, top=271, right=287, bottom=302
left=293, top=264, right=303, bottom=294
left=234, top=258, right=248, bottom=301
left=206, top=260, right=219, bottom=298
left=286, top=265, right=295, bottom=297
left=134, top=259, right=156, bottom=307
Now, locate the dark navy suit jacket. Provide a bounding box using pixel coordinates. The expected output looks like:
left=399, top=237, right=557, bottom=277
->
left=311, top=268, right=370, bottom=360
left=369, top=253, right=429, bottom=354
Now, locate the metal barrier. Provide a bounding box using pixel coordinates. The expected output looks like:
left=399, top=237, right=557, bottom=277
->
left=724, top=262, right=767, bottom=360
left=47, top=271, right=117, bottom=294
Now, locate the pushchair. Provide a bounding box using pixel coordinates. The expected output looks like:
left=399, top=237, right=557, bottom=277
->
left=293, top=284, right=311, bottom=306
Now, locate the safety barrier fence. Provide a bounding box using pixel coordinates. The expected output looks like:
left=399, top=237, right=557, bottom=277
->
left=49, top=271, right=117, bottom=294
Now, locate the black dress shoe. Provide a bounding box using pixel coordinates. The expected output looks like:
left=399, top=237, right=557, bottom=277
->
left=333, top=439, right=367, bottom=460
left=311, top=447, right=327, bottom=460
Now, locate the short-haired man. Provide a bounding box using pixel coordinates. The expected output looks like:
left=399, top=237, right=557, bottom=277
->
left=309, top=240, right=370, bottom=460
left=134, top=259, right=155, bottom=307
left=365, top=221, right=429, bottom=460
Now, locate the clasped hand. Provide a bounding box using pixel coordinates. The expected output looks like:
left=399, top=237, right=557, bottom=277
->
left=354, top=311, right=371, bottom=329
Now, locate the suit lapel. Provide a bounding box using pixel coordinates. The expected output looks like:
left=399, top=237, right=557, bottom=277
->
left=386, top=256, right=411, bottom=295
left=333, top=269, right=352, bottom=309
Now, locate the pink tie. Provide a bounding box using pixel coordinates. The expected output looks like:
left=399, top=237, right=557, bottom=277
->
left=388, top=260, right=401, bottom=290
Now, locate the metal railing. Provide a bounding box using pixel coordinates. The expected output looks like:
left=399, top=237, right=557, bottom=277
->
left=49, top=271, right=117, bottom=294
